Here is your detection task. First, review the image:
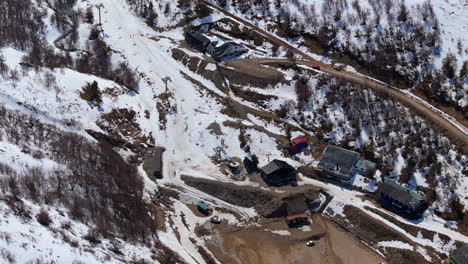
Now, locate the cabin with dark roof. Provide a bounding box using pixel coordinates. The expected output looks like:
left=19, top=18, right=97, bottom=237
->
left=450, top=244, right=468, bottom=264
left=260, top=159, right=296, bottom=186
left=316, top=146, right=360, bottom=180
left=377, top=181, right=427, bottom=219
left=185, top=30, right=211, bottom=52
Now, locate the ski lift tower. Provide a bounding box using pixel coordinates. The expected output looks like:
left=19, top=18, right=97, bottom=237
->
left=95, top=3, right=105, bottom=37
left=162, top=76, right=172, bottom=94
left=161, top=77, right=173, bottom=112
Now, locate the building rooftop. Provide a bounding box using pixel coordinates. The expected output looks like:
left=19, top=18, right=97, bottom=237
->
left=317, top=146, right=360, bottom=177
left=260, top=159, right=293, bottom=175
left=292, top=136, right=307, bottom=145
left=185, top=30, right=211, bottom=45
left=143, top=147, right=165, bottom=176
left=451, top=244, right=468, bottom=264
left=354, top=159, right=376, bottom=173
left=286, top=196, right=309, bottom=216
left=212, top=42, right=246, bottom=59
left=378, top=181, right=426, bottom=207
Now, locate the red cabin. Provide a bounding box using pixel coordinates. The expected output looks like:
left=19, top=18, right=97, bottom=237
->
left=311, top=65, right=320, bottom=70
left=291, top=136, right=308, bottom=153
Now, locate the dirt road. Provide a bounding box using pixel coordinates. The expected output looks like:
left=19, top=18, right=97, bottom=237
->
left=202, top=0, right=468, bottom=152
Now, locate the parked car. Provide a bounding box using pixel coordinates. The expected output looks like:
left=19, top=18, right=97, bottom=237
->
left=306, top=240, right=316, bottom=247
left=311, top=65, right=321, bottom=70
left=210, top=216, right=221, bottom=224
left=332, top=63, right=346, bottom=71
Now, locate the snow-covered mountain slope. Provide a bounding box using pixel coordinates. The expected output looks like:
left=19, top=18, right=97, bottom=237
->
left=208, top=0, right=468, bottom=115
left=0, top=0, right=467, bottom=263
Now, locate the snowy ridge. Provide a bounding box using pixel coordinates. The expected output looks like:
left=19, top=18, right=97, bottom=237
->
left=0, top=0, right=467, bottom=263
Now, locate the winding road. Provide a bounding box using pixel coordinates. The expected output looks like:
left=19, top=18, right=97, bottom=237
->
left=202, top=0, right=468, bottom=152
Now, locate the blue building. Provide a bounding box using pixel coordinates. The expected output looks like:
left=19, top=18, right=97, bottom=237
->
left=377, top=181, right=427, bottom=219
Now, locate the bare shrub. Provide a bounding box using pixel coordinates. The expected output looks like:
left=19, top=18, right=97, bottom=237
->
left=108, top=240, right=124, bottom=255
left=68, top=198, right=86, bottom=220
left=0, top=248, right=16, bottom=263
left=0, top=105, right=157, bottom=241
left=61, top=220, right=72, bottom=230
left=275, top=103, right=289, bottom=118
left=83, top=229, right=101, bottom=244
left=36, top=209, right=52, bottom=226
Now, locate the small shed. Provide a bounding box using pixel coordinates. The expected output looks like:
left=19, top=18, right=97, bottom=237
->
left=260, top=159, right=296, bottom=186
left=291, top=136, right=308, bottom=153
left=354, top=159, right=376, bottom=176
left=285, top=197, right=309, bottom=227
left=142, top=147, right=165, bottom=180
left=450, top=244, right=468, bottom=264
left=197, top=202, right=210, bottom=216
left=243, top=157, right=258, bottom=174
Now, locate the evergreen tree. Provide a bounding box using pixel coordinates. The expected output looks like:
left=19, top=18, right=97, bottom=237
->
left=397, top=1, right=408, bottom=22
left=442, top=53, right=457, bottom=79
left=80, top=81, right=102, bottom=106
left=460, top=60, right=468, bottom=82
left=85, top=7, right=94, bottom=24
left=251, top=154, right=259, bottom=165
left=195, top=3, right=211, bottom=17
left=146, top=3, right=157, bottom=27
left=0, top=53, right=9, bottom=76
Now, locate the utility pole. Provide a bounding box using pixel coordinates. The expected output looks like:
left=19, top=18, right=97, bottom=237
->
left=95, top=3, right=104, bottom=37
left=162, top=77, right=172, bottom=94
left=95, top=3, right=104, bottom=25
left=162, top=77, right=173, bottom=110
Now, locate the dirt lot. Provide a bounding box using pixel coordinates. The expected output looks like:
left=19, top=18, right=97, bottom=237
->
left=220, top=59, right=285, bottom=83
left=204, top=214, right=386, bottom=264
left=330, top=205, right=444, bottom=264
left=181, top=175, right=322, bottom=217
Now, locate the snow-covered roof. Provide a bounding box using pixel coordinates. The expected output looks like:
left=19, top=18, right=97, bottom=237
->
left=354, top=159, right=376, bottom=173
left=317, top=146, right=360, bottom=177
left=451, top=244, right=468, bottom=264
left=378, top=181, right=426, bottom=207
left=142, top=147, right=165, bottom=177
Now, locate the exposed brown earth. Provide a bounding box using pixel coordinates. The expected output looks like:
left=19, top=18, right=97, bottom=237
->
left=180, top=175, right=319, bottom=217
left=204, top=214, right=386, bottom=264
left=220, top=58, right=285, bottom=83
left=178, top=67, right=316, bottom=138
left=329, top=205, right=445, bottom=263
left=202, top=0, right=468, bottom=153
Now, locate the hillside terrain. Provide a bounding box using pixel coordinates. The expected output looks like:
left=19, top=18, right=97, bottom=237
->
left=207, top=0, right=468, bottom=122
left=0, top=0, right=467, bottom=263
